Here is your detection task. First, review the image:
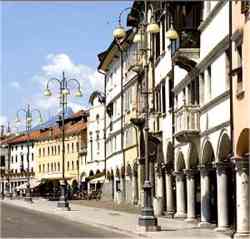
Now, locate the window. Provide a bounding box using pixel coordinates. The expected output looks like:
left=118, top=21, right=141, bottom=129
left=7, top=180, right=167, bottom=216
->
left=207, top=66, right=212, bottom=100
left=67, top=161, right=70, bottom=170
left=96, top=114, right=100, bottom=124
left=76, top=142, right=79, bottom=152
left=225, top=50, right=230, bottom=90
left=51, top=146, right=54, bottom=155
left=57, top=162, right=60, bottom=171
left=235, top=45, right=243, bottom=94
left=48, top=147, right=50, bottom=156
left=39, top=148, right=41, bottom=157
left=162, top=83, right=166, bottom=113
left=54, top=146, right=57, bottom=155
left=58, top=145, right=60, bottom=155
left=31, top=153, right=34, bottom=161
left=21, top=145, right=23, bottom=150
left=47, top=163, right=49, bottom=172
left=76, top=160, right=79, bottom=169
left=72, top=161, right=74, bottom=170
left=200, top=73, right=205, bottom=104
left=72, top=143, right=74, bottom=153
left=168, top=78, right=174, bottom=109
left=67, top=144, right=70, bottom=153
left=39, top=165, right=41, bottom=173
left=11, top=156, right=13, bottom=163
left=51, top=163, right=53, bottom=171
left=43, top=164, right=45, bottom=172
left=161, top=15, right=166, bottom=52
left=43, top=148, right=45, bottom=157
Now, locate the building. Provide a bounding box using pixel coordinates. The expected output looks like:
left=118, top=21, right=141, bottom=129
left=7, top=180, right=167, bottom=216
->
left=232, top=1, right=250, bottom=238
left=98, top=29, right=140, bottom=204
left=34, top=110, right=88, bottom=191
left=84, top=91, right=105, bottom=191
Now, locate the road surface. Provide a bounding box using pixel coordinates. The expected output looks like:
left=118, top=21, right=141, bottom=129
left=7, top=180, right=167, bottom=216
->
left=1, top=202, right=127, bottom=238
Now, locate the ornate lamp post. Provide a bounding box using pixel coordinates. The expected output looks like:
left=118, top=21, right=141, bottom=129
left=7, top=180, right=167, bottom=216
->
left=44, top=71, right=82, bottom=210
left=113, top=1, right=178, bottom=231
left=15, top=105, right=43, bottom=202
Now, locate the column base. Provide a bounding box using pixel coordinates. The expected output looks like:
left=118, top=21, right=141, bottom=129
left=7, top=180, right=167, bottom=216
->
left=164, top=211, right=175, bottom=219
left=24, top=196, right=33, bottom=203
left=174, top=212, right=187, bottom=219
left=138, top=215, right=161, bottom=232
left=199, top=221, right=216, bottom=228
left=185, top=217, right=197, bottom=223
left=233, top=232, right=250, bottom=239
left=215, top=226, right=231, bottom=232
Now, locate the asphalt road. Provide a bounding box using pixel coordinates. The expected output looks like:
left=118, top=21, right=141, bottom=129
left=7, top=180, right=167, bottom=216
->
left=1, top=203, right=127, bottom=238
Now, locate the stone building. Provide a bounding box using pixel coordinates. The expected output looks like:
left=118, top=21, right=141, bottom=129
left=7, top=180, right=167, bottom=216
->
left=97, top=0, right=249, bottom=236
left=232, top=1, right=250, bottom=238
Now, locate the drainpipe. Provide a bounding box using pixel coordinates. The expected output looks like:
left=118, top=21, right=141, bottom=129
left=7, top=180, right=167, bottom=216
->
left=229, top=0, right=234, bottom=156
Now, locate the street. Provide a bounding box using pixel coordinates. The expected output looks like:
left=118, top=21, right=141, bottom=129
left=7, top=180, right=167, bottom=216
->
left=1, top=202, right=127, bottom=238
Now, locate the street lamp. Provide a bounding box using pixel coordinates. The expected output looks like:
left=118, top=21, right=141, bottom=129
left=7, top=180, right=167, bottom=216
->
left=44, top=71, right=82, bottom=210
left=114, top=2, right=178, bottom=231
left=15, top=105, right=43, bottom=202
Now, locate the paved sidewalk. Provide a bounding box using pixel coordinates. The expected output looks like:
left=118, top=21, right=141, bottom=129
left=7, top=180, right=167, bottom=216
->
left=1, top=198, right=233, bottom=239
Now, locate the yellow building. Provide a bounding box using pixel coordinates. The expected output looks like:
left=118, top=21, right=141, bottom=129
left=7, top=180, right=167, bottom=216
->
left=34, top=111, right=87, bottom=186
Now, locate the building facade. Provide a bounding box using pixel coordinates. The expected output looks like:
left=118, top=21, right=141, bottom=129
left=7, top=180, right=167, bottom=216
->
left=35, top=111, right=88, bottom=189
left=232, top=1, right=250, bottom=238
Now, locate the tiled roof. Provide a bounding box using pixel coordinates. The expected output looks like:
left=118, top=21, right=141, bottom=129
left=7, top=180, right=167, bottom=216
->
left=4, top=114, right=87, bottom=145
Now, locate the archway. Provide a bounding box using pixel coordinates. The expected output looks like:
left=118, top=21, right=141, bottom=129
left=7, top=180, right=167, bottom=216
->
left=236, top=128, right=250, bottom=157
left=188, top=143, right=200, bottom=218
left=217, top=132, right=235, bottom=228
left=217, top=132, right=231, bottom=161
left=201, top=140, right=217, bottom=224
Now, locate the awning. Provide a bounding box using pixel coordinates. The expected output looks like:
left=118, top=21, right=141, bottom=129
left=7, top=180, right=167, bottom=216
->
left=16, top=179, right=42, bottom=191
left=89, top=175, right=105, bottom=184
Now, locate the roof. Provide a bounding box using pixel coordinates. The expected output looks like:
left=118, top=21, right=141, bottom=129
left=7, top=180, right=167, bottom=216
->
left=4, top=110, right=88, bottom=145
left=97, top=29, right=134, bottom=73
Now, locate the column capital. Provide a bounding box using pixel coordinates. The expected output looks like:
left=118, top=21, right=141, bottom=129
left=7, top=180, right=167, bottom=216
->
left=174, top=171, right=185, bottom=180
left=214, top=161, right=231, bottom=175
left=184, top=169, right=197, bottom=179
left=233, top=156, right=249, bottom=174
left=198, top=164, right=212, bottom=176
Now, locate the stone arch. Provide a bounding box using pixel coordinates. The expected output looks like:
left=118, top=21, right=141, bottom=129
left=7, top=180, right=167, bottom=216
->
left=236, top=128, right=250, bottom=157
left=126, top=164, right=132, bottom=177
left=217, top=131, right=231, bottom=161
left=115, top=168, right=120, bottom=178
left=89, top=170, right=94, bottom=177
left=166, top=141, right=174, bottom=164
left=175, top=151, right=186, bottom=171
left=133, top=162, right=138, bottom=177
left=201, top=140, right=215, bottom=165
left=96, top=169, right=101, bottom=175
left=187, top=143, right=199, bottom=169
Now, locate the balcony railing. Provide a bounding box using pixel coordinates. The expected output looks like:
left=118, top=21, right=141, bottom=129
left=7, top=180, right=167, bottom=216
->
left=175, top=104, right=200, bottom=141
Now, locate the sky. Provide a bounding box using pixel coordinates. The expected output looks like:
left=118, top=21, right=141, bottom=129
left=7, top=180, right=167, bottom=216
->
left=0, top=0, right=132, bottom=130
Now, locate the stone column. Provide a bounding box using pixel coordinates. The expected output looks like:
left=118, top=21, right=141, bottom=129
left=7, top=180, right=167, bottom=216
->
left=185, top=169, right=196, bottom=222
left=132, top=173, right=138, bottom=205
left=165, top=171, right=175, bottom=216
left=199, top=166, right=212, bottom=228
left=215, top=162, right=230, bottom=232
left=234, top=157, right=250, bottom=239
left=174, top=172, right=186, bottom=218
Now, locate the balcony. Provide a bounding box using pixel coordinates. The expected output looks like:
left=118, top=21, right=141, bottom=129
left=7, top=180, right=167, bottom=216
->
left=171, top=29, right=200, bottom=71
left=175, top=104, right=200, bottom=142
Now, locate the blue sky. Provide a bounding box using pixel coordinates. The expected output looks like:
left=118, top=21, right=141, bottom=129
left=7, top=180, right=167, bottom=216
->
left=0, top=1, right=132, bottom=130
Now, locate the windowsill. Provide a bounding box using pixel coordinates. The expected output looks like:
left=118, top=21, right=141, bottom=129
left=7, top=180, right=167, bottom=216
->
left=236, top=89, right=245, bottom=99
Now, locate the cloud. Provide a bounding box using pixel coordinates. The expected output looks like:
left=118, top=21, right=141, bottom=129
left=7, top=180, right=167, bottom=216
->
left=10, top=81, right=21, bottom=89
left=31, top=53, right=104, bottom=113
